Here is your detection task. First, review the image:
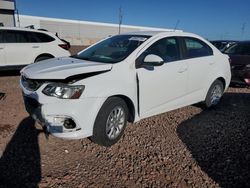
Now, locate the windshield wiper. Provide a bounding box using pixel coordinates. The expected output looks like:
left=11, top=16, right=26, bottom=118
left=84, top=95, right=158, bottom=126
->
left=71, top=55, right=90, bottom=61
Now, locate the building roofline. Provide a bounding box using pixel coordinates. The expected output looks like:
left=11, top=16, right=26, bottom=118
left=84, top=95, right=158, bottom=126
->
left=18, top=14, right=179, bottom=31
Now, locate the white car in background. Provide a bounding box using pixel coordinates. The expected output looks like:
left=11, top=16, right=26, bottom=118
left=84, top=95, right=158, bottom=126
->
left=0, top=27, right=70, bottom=69
left=20, top=31, right=231, bottom=146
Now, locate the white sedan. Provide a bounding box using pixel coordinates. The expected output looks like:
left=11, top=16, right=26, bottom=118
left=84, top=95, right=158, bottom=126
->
left=20, top=31, right=231, bottom=146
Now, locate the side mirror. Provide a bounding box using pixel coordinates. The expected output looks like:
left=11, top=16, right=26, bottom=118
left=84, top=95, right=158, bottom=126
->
left=143, top=54, right=164, bottom=66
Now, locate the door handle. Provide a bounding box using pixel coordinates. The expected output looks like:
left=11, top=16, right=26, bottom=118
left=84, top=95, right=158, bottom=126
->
left=32, top=46, right=40, bottom=48
left=0, top=47, right=4, bottom=50
left=178, top=67, right=187, bottom=73
left=209, top=62, right=215, bottom=65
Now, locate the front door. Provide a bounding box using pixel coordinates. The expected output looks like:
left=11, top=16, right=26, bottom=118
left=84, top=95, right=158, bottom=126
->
left=136, top=37, right=188, bottom=118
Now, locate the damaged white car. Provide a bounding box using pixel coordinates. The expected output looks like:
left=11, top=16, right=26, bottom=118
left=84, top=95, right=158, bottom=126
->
left=20, top=31, right=231, bottom=146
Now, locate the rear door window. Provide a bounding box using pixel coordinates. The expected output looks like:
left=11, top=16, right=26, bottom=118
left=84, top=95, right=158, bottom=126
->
left=15, top=31, right=29, bottom=43
left=0, top=30, right=3, bottom=43
left=35, top=33, right=55, bottom=43
left=27, top=32, right=40, bottom=43
left=183, top=37, right=213, bottom=59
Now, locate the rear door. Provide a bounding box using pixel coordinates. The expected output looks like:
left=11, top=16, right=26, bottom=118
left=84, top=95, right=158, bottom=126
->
left=0, top=30, right=5, bottom=65
left=180, top=37, right=214, bottom=102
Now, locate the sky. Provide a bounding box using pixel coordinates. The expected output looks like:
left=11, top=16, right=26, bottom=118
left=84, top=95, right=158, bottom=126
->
left=16, top=0, right=250, bottom=40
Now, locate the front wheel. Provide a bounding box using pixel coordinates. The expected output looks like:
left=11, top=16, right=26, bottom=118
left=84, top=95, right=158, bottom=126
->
left=204, top=80, right=224, bottom=108
left=91, top=97, right=128, bottom=147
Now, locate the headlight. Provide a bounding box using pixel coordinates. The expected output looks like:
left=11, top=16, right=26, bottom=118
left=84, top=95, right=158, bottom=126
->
left=42, top=83, right=85, bottom=99
left=246, top=64, right=250, bottom=68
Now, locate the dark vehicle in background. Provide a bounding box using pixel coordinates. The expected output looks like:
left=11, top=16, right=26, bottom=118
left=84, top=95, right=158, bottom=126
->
left=210, top=40, right=237, bottom=52
left=224, top=41, right=250, bottom=86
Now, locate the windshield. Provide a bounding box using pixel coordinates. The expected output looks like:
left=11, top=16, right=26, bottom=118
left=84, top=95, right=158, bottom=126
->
left=73, top=35, right=150, bottom=63
left=224, top=42, right=250, bottom=55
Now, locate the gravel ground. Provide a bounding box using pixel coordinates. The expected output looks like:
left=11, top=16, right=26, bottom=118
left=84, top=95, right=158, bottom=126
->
left=0, top=48, right=249, bottom=187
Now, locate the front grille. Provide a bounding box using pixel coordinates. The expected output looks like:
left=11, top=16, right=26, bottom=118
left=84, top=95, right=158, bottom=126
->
left=21, top=76, right=44, bottom=91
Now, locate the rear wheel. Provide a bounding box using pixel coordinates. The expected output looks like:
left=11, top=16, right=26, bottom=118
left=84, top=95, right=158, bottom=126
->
left=35, top=56, right=53, bottom=62
left=204, top=80, right=224, bottom=108
left=91, top=97, right=128, bottom=147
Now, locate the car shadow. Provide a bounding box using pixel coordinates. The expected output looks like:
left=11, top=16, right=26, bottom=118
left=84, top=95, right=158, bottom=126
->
left=177, top=92, right=250, bottom=188
left=0, top=117, right=43, bottom=188
left=0, top=92, right=6, bottom=100
left=0, top=70, right=21, bottom=77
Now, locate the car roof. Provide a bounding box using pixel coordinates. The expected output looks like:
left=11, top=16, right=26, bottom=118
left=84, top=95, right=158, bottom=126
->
left=121, top=30, right=184, bottom=37
left=119, top=30, right=209, bottom=42
left=210, top=40, right=238, bottom=42
left=0, top=27, right=54, bottom=35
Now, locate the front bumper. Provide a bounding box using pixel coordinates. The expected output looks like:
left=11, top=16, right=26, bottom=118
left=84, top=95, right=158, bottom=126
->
left=22, top=93, right=106, bottom=139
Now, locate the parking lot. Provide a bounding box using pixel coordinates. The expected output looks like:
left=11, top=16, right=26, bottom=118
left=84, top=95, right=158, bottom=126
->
left=0, top=53, right=249, bottom=187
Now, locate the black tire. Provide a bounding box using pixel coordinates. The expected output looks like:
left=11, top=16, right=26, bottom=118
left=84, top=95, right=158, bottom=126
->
left=35, top=56, right=52, bottom=62
left=91, top=97, right=128, bottom=147
left=204, top=80, right=224, bottom=108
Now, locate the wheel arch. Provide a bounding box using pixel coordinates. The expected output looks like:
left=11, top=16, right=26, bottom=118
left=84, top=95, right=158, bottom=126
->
left=34, top=53, right=54, bottom=62
left=203, top=76, right=227, bottom=101
left=216, top=77, right=226, bottom=90
left=109, top=95, right=136, bottom=123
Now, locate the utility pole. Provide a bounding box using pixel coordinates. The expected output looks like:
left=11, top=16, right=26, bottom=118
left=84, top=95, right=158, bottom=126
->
left=14, top=0, right=20, bottom=27
left=16, top=9, right=20, bottom=27
left=118, top=6, right=123, bottom=34
left=241, top=22, right=246, bottom=40
left=174, top=20, right=180, bottom=31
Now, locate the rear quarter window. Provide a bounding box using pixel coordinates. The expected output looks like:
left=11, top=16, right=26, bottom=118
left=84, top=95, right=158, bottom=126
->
left=184, top=37, right=213, bottom=59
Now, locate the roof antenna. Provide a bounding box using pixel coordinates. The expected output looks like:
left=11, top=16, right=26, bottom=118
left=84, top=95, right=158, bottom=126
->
left=174, top=20, right=180, bottom=31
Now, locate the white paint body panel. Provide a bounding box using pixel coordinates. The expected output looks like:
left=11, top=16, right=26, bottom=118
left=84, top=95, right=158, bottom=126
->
left=137, top=60, right=188, bottom=118
left=22, top=57, right=113, bottom=79
left=0, top=43, right=5, bottom=63
left=20, top=31, right=231, bottom=139
left=0, top=27, right=70, bottom=67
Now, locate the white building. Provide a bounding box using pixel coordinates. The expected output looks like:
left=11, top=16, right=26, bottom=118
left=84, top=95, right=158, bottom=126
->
left=0, top=0, right=16, bottom=27
left=15, top=15, right=174, bottom=46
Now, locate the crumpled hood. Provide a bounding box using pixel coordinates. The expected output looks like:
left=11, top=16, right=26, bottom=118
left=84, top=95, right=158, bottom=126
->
left=21, top=57, right=113, bottom=80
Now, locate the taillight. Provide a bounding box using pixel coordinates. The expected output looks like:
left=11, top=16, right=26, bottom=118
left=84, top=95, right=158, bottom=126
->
left=244, top=78, right=250, bottom=85
left=59, top=43, right=70, bottom=50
